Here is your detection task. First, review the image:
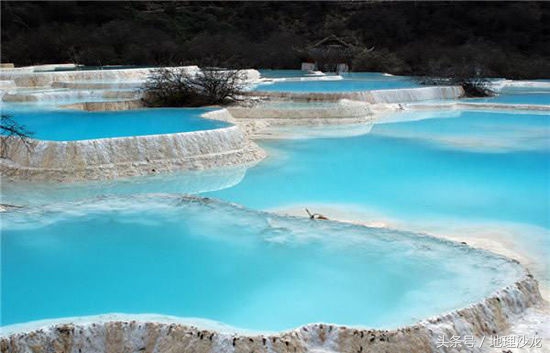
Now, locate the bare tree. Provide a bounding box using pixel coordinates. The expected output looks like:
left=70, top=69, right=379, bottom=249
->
left=143, top=67, right=246, bottom=107
left=1, top=114, right=34, bottom=158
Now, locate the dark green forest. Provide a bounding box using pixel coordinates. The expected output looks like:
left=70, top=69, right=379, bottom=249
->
left=2, top=1, right=549, bottom=78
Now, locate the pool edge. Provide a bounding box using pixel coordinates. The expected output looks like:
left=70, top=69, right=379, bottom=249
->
left=0, top=195, right=544, bottom=353
left=0, top=109, right=266, bottom=182
left=1, top=273, right=542, bottom=353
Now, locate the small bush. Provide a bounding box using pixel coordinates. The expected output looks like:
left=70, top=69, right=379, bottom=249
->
left=417, top=76, right=495, bottom=98
left=143, top=67, right=246, bottom=107
left=458, top=77, right=496, bottom=97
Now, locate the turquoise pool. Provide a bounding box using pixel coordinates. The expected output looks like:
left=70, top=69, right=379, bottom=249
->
left=258, top=69, right=335, bottom=78
left=1, top=77, right=549, bottom=333
left=1, top=108, right=228, bottom=141
left=205, top=110, right=549, bottom=228
left=1, top=195, right=522, bottom=330
left=201, top=109, right=550, bottom=287
left=465, top=87, right=550, bottom=105
left=255, top=72, right=420, bottom=92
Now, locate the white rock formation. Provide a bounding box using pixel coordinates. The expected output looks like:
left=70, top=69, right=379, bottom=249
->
left=0, top=254, right=542, bottom=353
left=225, top=99, right=374, bottom=137
left=251, top=86, right=465, bottom=104
left=0, top=110, right=265, bottom=182
left=0, top=66, right=261, bottom=89
left=0, top=66, right=198, bottom=87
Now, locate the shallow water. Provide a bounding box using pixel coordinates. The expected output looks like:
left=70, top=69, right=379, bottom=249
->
left=3, top=108, right=548, bottom=265
left=258, top=69, right=333, bottom=78
left=1, top=108, right=228, bottom=141
left=373, top=109, right=549, bottom=152
left=2, top=77, right=549, bottom=332
left=1, top=166, right=248, bottom=206
left=205, top=110, right=549, bottom=228
left=1, top=195, right=523, bottom=331
left=255, top=72, right=419, bottom=92
left=201, top=109, right=550, bottom=287
left=466, top=87, right=550, bottom=105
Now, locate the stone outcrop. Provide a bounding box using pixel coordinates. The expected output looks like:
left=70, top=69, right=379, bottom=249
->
left=60, top=100, right=144, bottom=111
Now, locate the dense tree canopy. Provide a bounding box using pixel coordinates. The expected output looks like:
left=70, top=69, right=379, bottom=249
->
left=2, top=1, right=549, bottom=78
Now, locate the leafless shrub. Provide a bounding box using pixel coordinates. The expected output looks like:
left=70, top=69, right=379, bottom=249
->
left=417, top=76, right=495, bottom=97
left=1, top=114, right=34, bottom=158
left=143, top=67, right=246, bottom=107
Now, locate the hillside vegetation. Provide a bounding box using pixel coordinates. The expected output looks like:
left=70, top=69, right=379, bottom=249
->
left=2, top=1, right=549, bottom=78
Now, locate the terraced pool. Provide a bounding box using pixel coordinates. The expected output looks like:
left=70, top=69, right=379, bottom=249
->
left=2, top=108, right=228, bottom=141
left=1, top=195, right=524, bottom=331
left=1, top=71, right=548, bottom=337
left=254, top=72, right=420, bottom=92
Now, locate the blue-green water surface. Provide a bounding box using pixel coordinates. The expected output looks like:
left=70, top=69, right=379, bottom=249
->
left=1, top=108, right=228, bottom=141
left=255, top=72, right=419, bottom=92
left=1, top=196, right=522, bottom=331
left=205, top=110, right=549, bottom=229
left=466, top=87, right=550, bottom=105
left=1, top=83, right=549, bottom=332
